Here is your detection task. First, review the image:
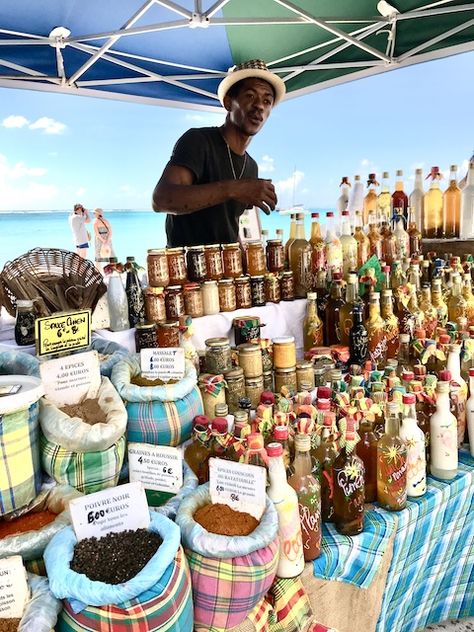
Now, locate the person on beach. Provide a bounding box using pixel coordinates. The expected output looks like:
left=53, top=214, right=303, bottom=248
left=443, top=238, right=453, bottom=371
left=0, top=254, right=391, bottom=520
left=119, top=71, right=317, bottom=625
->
left=69, top=203, right=91, bottom=258
left=93, top=208, right=115, bottom=271
left=152, top=59, right=285, bottom=247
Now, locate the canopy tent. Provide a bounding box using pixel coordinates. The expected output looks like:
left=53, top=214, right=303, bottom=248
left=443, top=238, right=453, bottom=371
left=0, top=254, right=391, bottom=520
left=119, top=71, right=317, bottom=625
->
left=0, top=0, right=473, bottom=111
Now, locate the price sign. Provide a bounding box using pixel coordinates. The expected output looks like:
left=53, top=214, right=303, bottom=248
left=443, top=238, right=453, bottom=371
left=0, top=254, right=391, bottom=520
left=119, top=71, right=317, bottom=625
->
left=35, top=309, right=91, bottom=357
left=39, top=350, right=101, bottom=406
left=0, top=556, right=29, bottom=618
left=209, top=458, right=266, bottom=520
left=140, top=348, right=185, bottom=382
left=128, top=443, right=183, bottom=494
left=69, top=482, right=150, bottom=541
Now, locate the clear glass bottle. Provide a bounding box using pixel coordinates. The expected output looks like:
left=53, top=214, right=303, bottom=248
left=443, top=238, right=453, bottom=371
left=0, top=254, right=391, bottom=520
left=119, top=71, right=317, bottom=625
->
left=377, top=402, right=408, bottom=511
left=303, top=291, right=324, bottom=351
left=338, top=176, right=351, bottom=213
left=447, top=273, right=466, bottom=324
left=377, top=171, right=391, bottom=224
left=288, top=212, right=312, bottom=298
left=423, top=166, right=443, bottom=238
left=366, top=292, right=387, bottom=368
left=463, top=274, right=474, bottom=327
left=368, top=213, right=383, bottom=260
left=349, top=175, right=365, bottom=227
left=443, top=164, right=461, bottom=238
left=339, top=210, right=357, bottom=279
left=107, top=266, right=130, bottom=331
left=392, top=169, right=409, bottom=222
left=446, top=344, right=468, bottom=447
left=400, top=393, right=426, bottom=497
left=14, top=300, right=36, bottom=346
left=419, top=284, right=438, bottom=339
left=460, top=163, right=474, bottom=239
left=431, top=278, right=448, bottom=327
left=184, top=419, right=211, bottom=484
left=364, top=173, right=379, bottom=225
left=409, top=168, right=424, bottom=232
left=430, top=379, right=458, bottom=480
left=393, top=211, right=410, bottom=262
left=285, top=214, right=297, bottom=268
left=324, top=211, right=343, bottom=278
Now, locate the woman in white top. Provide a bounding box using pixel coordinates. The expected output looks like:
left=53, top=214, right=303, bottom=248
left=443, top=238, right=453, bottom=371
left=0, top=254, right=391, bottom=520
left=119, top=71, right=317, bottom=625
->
left=68, top=203, right=91, bottom=258
left=93, top=208, right=115, bottom=271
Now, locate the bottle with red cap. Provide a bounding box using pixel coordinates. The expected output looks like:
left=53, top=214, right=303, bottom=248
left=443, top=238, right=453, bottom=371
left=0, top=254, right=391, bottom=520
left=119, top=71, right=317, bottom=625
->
left=466, top=368, right=474, bottom=457
left=208, top=417, right=231, bottom=463
left=430, top=373, right=458, bottom=479
left=377, top=402, right=408, bottom=511
left=423, top=166, right=443, bottom=238
left=324, top=211, right=343, bottom=278
left=400, top=393, right=426, bottom=497
left=311, top=411, right=339, bottom=521
left=272, top=425, right=291, bottom=469
left=184, top=416, right=211, bottom=485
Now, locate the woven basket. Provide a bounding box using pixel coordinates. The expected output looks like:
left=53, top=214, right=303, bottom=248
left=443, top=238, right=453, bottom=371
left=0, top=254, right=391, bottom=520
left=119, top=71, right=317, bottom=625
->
left=0, top=248, right=106, bottom=317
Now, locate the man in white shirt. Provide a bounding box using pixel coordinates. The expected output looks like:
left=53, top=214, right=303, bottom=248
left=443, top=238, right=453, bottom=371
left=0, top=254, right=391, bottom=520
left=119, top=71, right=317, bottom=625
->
left=69, top=203, right=91, bottom=258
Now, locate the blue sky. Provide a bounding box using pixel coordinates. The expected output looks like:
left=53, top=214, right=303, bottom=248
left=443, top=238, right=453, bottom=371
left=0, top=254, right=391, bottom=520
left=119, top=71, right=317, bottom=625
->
left=0, top=49, right=473, bottom=212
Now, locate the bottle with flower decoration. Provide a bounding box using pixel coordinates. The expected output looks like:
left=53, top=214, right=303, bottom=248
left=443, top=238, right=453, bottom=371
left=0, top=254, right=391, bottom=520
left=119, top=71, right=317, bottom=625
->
left=377, top=401, right=408, bottom=511
left=399, top=393, right=426, bottom=497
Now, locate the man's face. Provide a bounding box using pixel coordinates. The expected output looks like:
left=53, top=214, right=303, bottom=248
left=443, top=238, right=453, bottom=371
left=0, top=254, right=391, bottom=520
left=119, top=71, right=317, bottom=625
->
left=224, top=78, right=275, bottom=136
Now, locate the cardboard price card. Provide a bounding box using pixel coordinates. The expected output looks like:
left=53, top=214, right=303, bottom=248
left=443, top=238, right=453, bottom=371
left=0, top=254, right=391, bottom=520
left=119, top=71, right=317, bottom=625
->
left=35, top=309, right=91, bottom=357
left=209, top=458, right=266, bottom=520
left=39, top=350, right=101, bottom=406
left=140, top=348, right=185, bottom=381
left=0, top=556, right=30, bottom=618
left=128, top=443, right=183, bottom=493
left=69, top=482, right=150, bottom=541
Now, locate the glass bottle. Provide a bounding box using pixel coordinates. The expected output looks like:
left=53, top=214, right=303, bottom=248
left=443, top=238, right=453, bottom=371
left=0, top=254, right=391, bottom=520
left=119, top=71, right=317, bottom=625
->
left=107, top=265, right=130, bottom=331
left=423, top=166, right=443, bottom=238
left=421, top=260, right=431, bottom=287
left=325, top=272, right=345, bottom=346
left=377, top=171, right=391, bottom=224
left=460, top=163, right=474, bottom=239
left=407, top=285, right=424, bottom=330
left=356, top=413, right=378, bottom=502
left=311, top=412, right=339, bottom=522
left=368, top=214, right=383, bottom=260
left=446, top=344, right=468, bottom=447
left=339, top=210, right=357, bottom=278
left=366, top=292, right=387, bottom=368
left=309, top=212, right=326, bottom=277
left=288, top=433, right=322, bottom=561
left=377, top=402, right=408, bottom=511
left=400, top=393, right=426, bottom=497
left=419, top=285, right=438, bottom=339
left=466, top=368, right=474, bottom=457
left=349, top=175, right=365, bottom=227
left=381, top=289, right=400, bottom=360
left=448, top=274, right=466, bottom=323
left=430, top=379, right=458, bottom=480
left=337, top=176, right=351, bottom=213
left=443, top=164, right=461, bottom=238
left=397, top=333, right=412, bottom=376
left=303, top=291, right=324, bottom=351
left=208, top=417, right=230, bottom=462
left=349, top=303, right=369, bottom=366
left=393, top=211, right=410, bottom=262
left=324, top=211, right=343, bottom=278
left=314, top=269, right=329, bottom=320
left=339, top=272, right=361, bottom=346
left=431, top=278, right=448, bottom=328
left=272, top=425, right=291, bottom=469
left=392, top=170, right=409, bottom=222
left=364, top=173, right=379, bottom=225
left=184, top=419, right=211, bottom=484
left=288, top=212, right=312, bottom=298
left=397, top=290, right=416, bottom=338
left=409, top=379, right=433, bottom=465
left=125, top=259, right=146, bottom=327
left=14, top=300, right=36, bottom=346
left=244, top=432, right=267, bottom=468
left=409, top=168, right=424, bottom=232
left=354, top=210, right=370, bottom=269
left=332, top=417, right=365, bottom=535
left=463, top=274, right=474, bottom=327
left=381, top=221, right=397, bottom=265
left=285, top=214, right=297, bottom=268
left=267, top=442, right=305, bottom=578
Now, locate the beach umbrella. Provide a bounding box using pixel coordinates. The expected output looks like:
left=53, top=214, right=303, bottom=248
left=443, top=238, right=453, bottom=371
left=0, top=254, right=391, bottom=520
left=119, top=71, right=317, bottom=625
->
left=0, top=0, right=473, bottom=111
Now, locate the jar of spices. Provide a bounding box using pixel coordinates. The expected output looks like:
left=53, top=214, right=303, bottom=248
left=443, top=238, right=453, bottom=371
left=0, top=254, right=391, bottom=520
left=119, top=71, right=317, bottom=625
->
left=135, top=322, right=158, bottom=351
left=166, top=247, right=187, bottom=285
left=14, top=300, right=36, bottom=346
left=235, top=276, right=252, bottom=309
left=313, top=366, right=328, bottom=387
left=164, top=285, right=185, bottom=319
left=273, top=336, right=297, bottom=369
left=186, top=245, right=207, bottom=283
left=266, top=239, right=284, bottom=273
left=245, top=375, right=264, bottom=410
left=263, top=370, right=274, bottom=392
left=144, top=286, right=167, bottom=324
left=296, top=362, right=315, bottom=391
left=265, top=274, right=281, bottom=303
left=237, top=343, right=263, bottom=378
left=224, top=367, right=246, bottom=413
left=183, top=283, right=204, bottom=318
left=280, top=271, right=295, bottom=301
left=147, top=249, right=169, bottom=287
left=218, top=279, right=237, bottom=312
left=275, top=366, right=297, bottom=394
left=202, top=280, right=220, bottom=315
left=204, top=244, right=223, bottom=281
left=199, top=373, right=227, bottom=419
left=157, top=320, right=180, bottom=347
left=250, top=275, right=266, bottom=307
left=205, top=337, right=232, bottom=374
left=247, top=241, right=267, bottom=276
left=222, top=243, right=243, bottom=278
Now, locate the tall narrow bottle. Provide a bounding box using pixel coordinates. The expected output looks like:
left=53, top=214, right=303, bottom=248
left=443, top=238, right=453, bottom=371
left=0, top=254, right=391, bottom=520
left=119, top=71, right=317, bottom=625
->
left=393, top=211, right=410, bottom=262
left=462, top=274, right=474, bottom=327
left=349, top=303, right=369, bottom=366
left=285, top=214, right=297, bottom=268
left=356, top=413, right=378, bottom=502
left=366, top=292, right=387, bottom=368
left=368, top=213, right=383, bottom=259
left=431, top=278, right=448, bottom=328
left=460, top=163, right=474, bottom=239
left=288, top=212, right=312, bottom=298
left=446, top=344, right=468, bottom=447
left=392, top=170, right=409, bottom=222
left=312, top=412, right=339, bottom=522
left=377, top=402, right=408, bottom=511
left=309, top=212, right=326, bottom=277
left=354, top=210, right=370, bottom=269
left=430, top=378, right=458, bottom=480
left=339, top=273, right=361, bottom=346
left=381, top=221, right=397, bottom=265
left=125, top=257, right=146, bottom=327
left=443, top=164, right=461, bottom=238
left=337, top=176, right=351, bottom=213
left=349, top=175, right=364, bottom=227
left=400, top=393, right=426, bottom=497
left=107, top=264, right=130, bottom=331
left=339, top=210, right=357, bottom=278
left=324, top=211, right=343, bottom=278
left=423, top=167, right=443, bottom=238
left=419, top=285, right=438, bottom=339
left=377, top=171, right=391, bottom=224
left=184, top=419, right=211, bottom=484
left=303, top=292, right=324, bottom=351
left=447, top=273, right=466, bottom=323
left=407, top=205, right=422, bottom=257
left=363, top=173, right=379, bottom=225
left=409, top=168, right=424, bottom=232
left=325, top=273, right=345, bottom=346
left=381, top=289, right=400, bottom=360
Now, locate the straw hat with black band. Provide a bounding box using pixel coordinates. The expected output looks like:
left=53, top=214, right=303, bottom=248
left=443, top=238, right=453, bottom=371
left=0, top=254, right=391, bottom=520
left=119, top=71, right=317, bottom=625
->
left=217, top=59, right=286, bottom=106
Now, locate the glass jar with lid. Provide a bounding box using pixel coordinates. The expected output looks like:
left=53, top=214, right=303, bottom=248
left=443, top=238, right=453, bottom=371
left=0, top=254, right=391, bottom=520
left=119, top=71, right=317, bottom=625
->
left=245, top=375, right=264, bottom=409
left=147, top=249, right=169, bottom=287
left=224, top=367, right=246, bottom=413
left=237, top=343, right=263, bottom=378
left=183, top=283, right=204, bottom=318
left=296, top=362, right=315, bottom=391
left=205, top=337, right=232, bottom=374
left=235, top=276, right=252, bottom=309
left=313, top=366, right=328, bottom=387
left=204, top=244, right=223, bottom=281
left=275, top=366, right=297, bottom=394
left=199, top=373, right=226, bottom=418
left=218, top=279, right=237, bottom=312
left=247, top=241, right=267, bottom=276
left=222, top=243, right=244, bottom=278
left=166, top=247, right=187, bottom=285
left=250, top=275, right=266, bottom=307
left=280, top=271, right=295, bottom=301
left=157, top=320, right=180, bottom=347
left=135, top=322, right=158, bottom=351
left=265, top=274, right=281, bottom=304
left=144, top=286, right=166, bottom=324
left=263, top=370, right=274, bottom=392
left=186, top=245, right=207, bottom=283
left=266, top=239, right=285, bottom=273
left=273, top=336, right=297, bottom=369
left=14, top=300, right=36, bottom=346
left=202, top=280, right=220, bottom=315
left=164, top=285, right=185, bottom=319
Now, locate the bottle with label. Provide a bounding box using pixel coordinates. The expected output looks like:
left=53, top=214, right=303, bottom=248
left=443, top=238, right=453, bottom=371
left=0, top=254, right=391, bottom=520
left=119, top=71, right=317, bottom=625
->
left=431, top=278, right=448, bottom=327
left=392, top=170, right=409, bottom=222
left=423, top=167, right=443, bottom=238
left=407, top=207, right=422, bottom=258
left=338, top=176, right=351, bottom=213
left=352, top=210, right=369, bottom=269
left=448, top=274, right=466, bottom=324
left=381, top=221, right=397, bottom=265
left=184, top=417, right=211, bottom=484
left=332, top=416, right=365, bottom=535
left=309, top=212, right=326, bottom=278
left=339, top=273, right=362, bottom=346
left=400, top=393, right=426, bottom=497
left=443, top=164, right=461, bottom=238
left=368, top=213, right=383, bottom=259
left=288, top=213, right=312, bottom=298
left=377, top=171, right=391, bottom=224
left=339, top=210, right=357, bottom=279
left=460, top=163, right=474, bottom=239
left=356, top=413, right=378, bottom=502
left=366, top=292, right=387, bottom=368
left=381, top=289, right=400, bottom=359
left=430, top=378, right=458, bottom=480
left=303, top=291, right=324, bottom=351
left=446, top=345, right=468, bottom=447
left=364, top=173, right=379, bottom=225
left=125, top=258, right=146, bottom=328
left=409, top=168, right=424, bottom=231
left=324, top=211, right=343, bottom=278
left=107, top=265, right=130, bottom=331
left=393, top=211, right=410, bottom=262
left=312, top=412, right=339, bottom=522
left=419, top=285, right=438, bottom=339
left=288, top=433, right=322, bottom=561
left=407, top=285, right=425, bottom=330
left=349, top=303, right=369, bottom=366
left=409, top=380, right=434, bottom=467
left=377, top=402, right=408, bottom=511
left=466, top=368, right=474, bottom=457
left=267, top=442, right=305, bottom=578
left=325, top=272, right=345, bottom=346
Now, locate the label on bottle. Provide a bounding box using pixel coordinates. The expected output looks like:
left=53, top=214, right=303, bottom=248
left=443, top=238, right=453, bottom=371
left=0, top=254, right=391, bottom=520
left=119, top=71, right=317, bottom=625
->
left=377, top=446, right=407, bottom=508
left=335, top=460, right=364, bottom=499
left=39, top=350, right=101, bottom=406
left=273, top=497, right=304, bottom=567
left=0, top=556, right=29, bottom=618
left=298, top=250, right=312, bottom=291
left=298, top=482, right=321, bottom=559
left=401, top=428, right=426, bottom=496
left=209, top=457, right=266, bottom=520
left=368, top=329, right=387, bottom=366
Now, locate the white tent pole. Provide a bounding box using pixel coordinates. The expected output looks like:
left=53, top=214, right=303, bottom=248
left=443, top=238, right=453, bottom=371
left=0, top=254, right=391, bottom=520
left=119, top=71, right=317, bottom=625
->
left=204, top=0, right=231, bottom=18
left=398, top=17, right=474, bottom=61
left=397, top=3, right=474, bottom=19
left=153, top=0, right=192, bottom=18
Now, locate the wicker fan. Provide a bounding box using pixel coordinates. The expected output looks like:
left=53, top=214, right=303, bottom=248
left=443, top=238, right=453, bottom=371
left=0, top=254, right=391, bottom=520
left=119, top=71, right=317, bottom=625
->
left=0, top=248, right=107, bottom=317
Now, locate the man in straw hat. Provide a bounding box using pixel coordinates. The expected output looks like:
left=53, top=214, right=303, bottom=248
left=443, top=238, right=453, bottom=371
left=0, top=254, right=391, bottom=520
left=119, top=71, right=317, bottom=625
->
left=152, top=60, right=285, bottom=247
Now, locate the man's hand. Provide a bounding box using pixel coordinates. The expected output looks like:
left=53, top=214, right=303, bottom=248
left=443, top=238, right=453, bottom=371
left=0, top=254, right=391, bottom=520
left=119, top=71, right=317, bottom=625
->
left=232, top=178, right=277, bottom=215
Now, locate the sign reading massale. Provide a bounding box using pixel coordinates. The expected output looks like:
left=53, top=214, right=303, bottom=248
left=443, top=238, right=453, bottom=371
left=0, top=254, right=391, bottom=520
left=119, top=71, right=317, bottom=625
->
left=35, top=309, right=91, bottom=357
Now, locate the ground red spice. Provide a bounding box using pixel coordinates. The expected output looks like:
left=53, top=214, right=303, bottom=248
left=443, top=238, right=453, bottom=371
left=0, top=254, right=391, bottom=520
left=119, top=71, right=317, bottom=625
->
left=0, top=618, right=21, bottom=631
left=0, top=510, right=57, bottom=538
left=193, top=503, right=259, bottom=536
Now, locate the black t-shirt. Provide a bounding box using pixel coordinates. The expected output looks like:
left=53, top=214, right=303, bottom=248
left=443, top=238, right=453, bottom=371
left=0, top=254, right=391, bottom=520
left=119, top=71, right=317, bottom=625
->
left=164, top=127, right=258, bottom=247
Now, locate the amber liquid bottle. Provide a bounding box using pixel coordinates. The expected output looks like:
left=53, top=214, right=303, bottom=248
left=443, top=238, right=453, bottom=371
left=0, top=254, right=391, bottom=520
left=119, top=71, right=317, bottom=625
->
left=356, top=414, right=378, bottom=502
left=349, top=303, right=369, bottom=366
left=419, top=285, right=438, bottom=339
left=285, top=214, right=296, bottom=269
left=324, top=272, right=345, bottom=346
left=423, top=167, right=443, bottom=238
left=339, top=272, right=361, bottom=346
left=354, top=211, right=370, bottom=268
left=289, top=213, right=312, bottom=298
left=392, top=170, right=409, bottom=222
left=309, top=212, right=326, bottom=279
left=381, top=289, right=400, bottom=360
left=366, top=292, right=387, bottom=369
left=447, top=273, right=467, bottom=324
left=443, top=164, right=461, bottom=238
left=381, top=222, right=397, bottom=265
left=363, top=173, right=379, bottom=225
left=184, top=419, right=211, bottom=484
left=377, top=171, right=391, bottom=224
left=303, top=291, right=324, bottom=351
left=377, top=402, right=408, bottom=511
left=312, top=412, right=339, bottom=522
left=368, top=214, right=383, bottom=259
left=431, top=278, right=448, bottom=328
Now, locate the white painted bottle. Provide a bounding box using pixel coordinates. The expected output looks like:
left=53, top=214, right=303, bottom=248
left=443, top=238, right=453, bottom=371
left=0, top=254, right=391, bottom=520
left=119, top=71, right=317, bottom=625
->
left=267, top=442, right=305, bottom=578
left=446, top=343, right=468, bottom=447
left=400, top=393, right=426, bottom=497
left=430, top=379, right=458, bottom=480
left=466, top=368, right=474, bottom=457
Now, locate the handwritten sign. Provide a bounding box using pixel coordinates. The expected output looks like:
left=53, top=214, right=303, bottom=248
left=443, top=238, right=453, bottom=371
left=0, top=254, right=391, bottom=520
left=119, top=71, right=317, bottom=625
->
left=40, top=350, right=101, bottom=406
left=140, top=348, right=185, bottom=381
left=69, top=482, right=150, bottom=541
left=35, top=309, right=91, bottom=357
left=209, top=458, right=266, bottom=520
left=0, top=556, right=29, bottom=618
left=128, top=443, right=183, bottom=494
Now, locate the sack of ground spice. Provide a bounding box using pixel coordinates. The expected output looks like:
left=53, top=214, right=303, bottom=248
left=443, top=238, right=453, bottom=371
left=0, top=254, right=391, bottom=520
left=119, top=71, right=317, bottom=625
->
left=175, top=484, right=279, bottom=631
left=17, top=572, right=62, bottom=632
left=39, top=376, right=127, bottom=494
left=44, top=512, right=193, bottom=632
left=111, top=355, right=203, bottom=447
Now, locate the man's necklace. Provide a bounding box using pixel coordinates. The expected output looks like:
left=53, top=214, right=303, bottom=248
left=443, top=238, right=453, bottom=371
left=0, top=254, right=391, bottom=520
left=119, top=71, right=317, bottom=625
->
left=226, top=142, right=247, bottom=180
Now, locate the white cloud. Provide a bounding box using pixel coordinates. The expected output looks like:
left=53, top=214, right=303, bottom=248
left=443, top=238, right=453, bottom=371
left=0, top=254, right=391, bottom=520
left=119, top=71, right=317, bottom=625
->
left=275, top=170, right=305, bottom=206
left=75, top=187, right=86, bottom=197
left=259, top=155, right=275, bottom=174
left=0, top=154, right=58, bottom=210
left=2, top=115, right=29, bottom=129
left=184, top=112, right=223, bottom=126
left=29, top=117, right=66, bottom=135
left=119, top=185, right=132, bottom=193
left=361, top=158, right=370, bottom=167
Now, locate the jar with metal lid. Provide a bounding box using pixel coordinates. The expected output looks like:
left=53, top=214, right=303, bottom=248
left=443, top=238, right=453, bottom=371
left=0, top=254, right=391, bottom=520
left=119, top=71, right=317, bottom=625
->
left=263, top=370, right=274, bottom=392
left=144, top=286, right=166, bottom=324
left=265, top=273, right=281, bottom=303
left=183, top=283, right=204, bottom=318
left=205, top=337, right=232, bottom=374
left=186, top=245, right=207, bottom=283
left=166, top=247, right=187, bottom=285
left=14, top=300, right=36, bottom=346
left=237, top=343, right=263, bottom=378
left=199, top=373, right=226, bottom=419
left=224, top=367, right=246, bottom=413
left=222, top=243, right=243, bottom=278
left=250, top=275, right=266, bottom=307
left=164, top=285, right=185, bottom=319
left=273, top=336, right=297, bottom=369
left=280, top=271, right=295, bottom=301
left=135, top=322, right=158, bottom=351
left=218, top=278, right=237, bottom=312
left=157, top=320, right=180, bottom=347
left=245, top=375, right=264, bottom=409
left=204, top=244, right=223, bottom=281
left=296, top=362, right=315, bottom=391
left=266, top=239, right=284, bottom=273
left=235, top=276, right=252, bottom=309
left=275, top=366, right=297, bottom=394
left=202, top=280, right=220, bottom=315
left=247, top=241, right=267, bottom=276
left=147, top=249, right=169, bottom=287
